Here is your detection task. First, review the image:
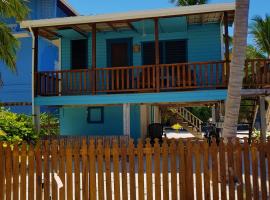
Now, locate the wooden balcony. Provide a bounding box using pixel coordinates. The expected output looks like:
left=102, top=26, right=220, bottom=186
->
left=35, top=59, right=270, bottom=97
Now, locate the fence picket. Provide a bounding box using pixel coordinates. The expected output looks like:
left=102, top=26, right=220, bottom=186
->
left=28, top=144, right=35, bottom=200
left=5, top=144, right=12, bottom=200
left=162, top=139, right=169, bottom=200
left=13, top=145, right=19, bottom=200
left=178, top=140, right=186, bottom=200
left=35, top=143, right=42, bottom=200
left=154, top=139, right=161, bottom=200
left=137, top=139, right=144, bottom=200
left=51, top=140, right=58, bottom=200
left=145, top=138, right=153, bottom=200
left=203, top=140, right=210, bottom=200
left=194, top=142, right=202, bottom=200
left=128, top=139, right=136, bottom=200
left=243, top=139, right=252, bottom=200
left=66, top=141, right=73, bottom=200
left=0, top=143, right=4, bottom=200
left=113, top=140, right=120, bottom=200
left=20, top=143, right=27, bottom=200
left=97, top=140, right=105, bottom=200
left=251, top=142, right=259, bottom=200
left=121, top=140, right=128, bottom=200
left=59, top=140, right=66, bottom=200
left=81, top=138, right=88, bottom=200
left=259, top=141, right=267, bottom=200
left=105, top=141, right=112, bottom=200
left=170, top=140, right=178, bottom=200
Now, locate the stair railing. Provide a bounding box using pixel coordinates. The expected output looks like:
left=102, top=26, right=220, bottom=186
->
left=177, top=107, right=203, bottom=132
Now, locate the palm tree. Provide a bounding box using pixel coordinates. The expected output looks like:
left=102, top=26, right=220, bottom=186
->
left=0, top=0, right=29, bottom=72
left=223, top=0, right=250, bottom=138
left=170, top=0, right=207, bottom=6
left=249, top=15, right=270, bottom=58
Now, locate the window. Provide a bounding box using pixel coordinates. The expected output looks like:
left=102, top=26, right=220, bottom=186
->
left=71, top=39, right=88, bottom=69
left=142, top=40, right=187, bottom=65
left=87, top=107, right=104, bottom=123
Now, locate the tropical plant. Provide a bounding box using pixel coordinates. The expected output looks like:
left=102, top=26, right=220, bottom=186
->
left=0, top=0, right=29, bottom=71
left=223, top=0, right=250, bottom=138
left=170, top=0, right=207, bottom=6
left=249, top=14, right=270, bottom=58
left=0, top=107, right=59, bottom=144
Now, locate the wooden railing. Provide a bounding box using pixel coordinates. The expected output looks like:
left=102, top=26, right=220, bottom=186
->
left=1, top=138, right=270, bottom=200
left=243, top=59, right=270, bottom=88
left=177, top=107, right=203, bottom=132
left=35, top=59, right=270, bottom=96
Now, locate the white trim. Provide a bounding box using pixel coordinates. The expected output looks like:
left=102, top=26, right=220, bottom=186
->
left=59, top=0, right=79, bottom=16
left=21, top=3, right=235, bottom=29
left=13, top=32, right=31, bottom=38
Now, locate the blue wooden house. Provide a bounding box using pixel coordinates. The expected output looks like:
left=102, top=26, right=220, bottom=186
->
left=0, top=0, right=77, bottom=113
left=20, top=3, right=270, bottom=139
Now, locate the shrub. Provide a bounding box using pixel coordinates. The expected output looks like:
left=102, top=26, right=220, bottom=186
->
left=0, top=107, right=59, bottom=144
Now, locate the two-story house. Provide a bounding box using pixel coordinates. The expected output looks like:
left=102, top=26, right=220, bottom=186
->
left=20, top=3, right=270, bottom=140
left=0, top=0, right=77, bottom=113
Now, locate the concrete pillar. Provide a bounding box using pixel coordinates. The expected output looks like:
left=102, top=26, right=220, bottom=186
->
left=33, top=106, right=41, bottom=133
left=212, top=105, right=216, bottom=124
left=153, top=105, right=161, bottom=123
left=260, top=96, right=267, bottom=140
left=123, top=104, right=130, bottom=136
left=140, top=105, right=150, bottom=139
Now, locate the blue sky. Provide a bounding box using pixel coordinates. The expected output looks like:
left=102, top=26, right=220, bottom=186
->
left=66, top=0, right=270, bottom=44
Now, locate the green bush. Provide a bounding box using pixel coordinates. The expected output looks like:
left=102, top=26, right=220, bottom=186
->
left=0, top=107, right=59, bottom=144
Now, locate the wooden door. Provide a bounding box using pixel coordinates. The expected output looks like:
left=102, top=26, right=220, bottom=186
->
left=108, top=40, right=132, bottom=91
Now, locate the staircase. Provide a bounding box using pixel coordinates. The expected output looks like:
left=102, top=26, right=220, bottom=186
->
left=170, top=107, right=203, bottom=138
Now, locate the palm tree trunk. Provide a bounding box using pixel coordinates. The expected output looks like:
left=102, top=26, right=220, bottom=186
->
left=223, top=0, right=250, bottom=138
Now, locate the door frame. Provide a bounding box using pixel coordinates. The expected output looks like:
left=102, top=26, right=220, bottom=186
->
left=106, top=38, right=133, bottom=67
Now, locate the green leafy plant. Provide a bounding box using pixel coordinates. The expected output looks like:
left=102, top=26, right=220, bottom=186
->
left=0, top=107, right=59, bottom=144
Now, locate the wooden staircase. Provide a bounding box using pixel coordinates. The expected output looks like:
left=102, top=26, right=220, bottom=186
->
left=170, top=107, right=203, bottom=138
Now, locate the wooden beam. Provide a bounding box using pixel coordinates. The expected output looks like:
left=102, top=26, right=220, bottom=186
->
left=154, top=18, right=160, bottom=92
left=40, top=28, right=62, bottom=38
left=71, top=25, right=88, bottom=37
left=107, top=22, right=118, bottom=32
left=224, top=12, right=230, bottom=62
left=260, top=96, right=267, bottom=140
left=126, top=22, right=138, bottom=33
left=92, top=23, right=96, bottom=95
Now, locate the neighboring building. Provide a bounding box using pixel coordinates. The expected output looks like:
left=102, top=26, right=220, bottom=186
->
left=21, top=3, right=270, bottom=140
left=0, top=0, right=77, bottom=114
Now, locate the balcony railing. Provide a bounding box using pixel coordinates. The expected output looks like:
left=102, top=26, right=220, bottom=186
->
left=35, top=59, right=270, bottom=96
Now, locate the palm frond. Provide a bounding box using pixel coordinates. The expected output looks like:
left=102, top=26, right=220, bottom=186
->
left=0, top=0, right=29, bottom=21
left=249, top=14, right=270, bottom=57
left=0, top=22, right=19, bottom=72
left=246, top=45, right=267, bottom=59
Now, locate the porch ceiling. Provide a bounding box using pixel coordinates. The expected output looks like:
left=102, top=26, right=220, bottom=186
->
left=21, top=3, right=235, bottom=40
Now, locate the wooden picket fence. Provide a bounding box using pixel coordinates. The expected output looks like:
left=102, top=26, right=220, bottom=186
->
left=0, top=138, right=270, bottom=200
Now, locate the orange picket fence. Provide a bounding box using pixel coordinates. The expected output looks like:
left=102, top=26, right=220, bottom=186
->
left=0, top=138, right=269, bottom=200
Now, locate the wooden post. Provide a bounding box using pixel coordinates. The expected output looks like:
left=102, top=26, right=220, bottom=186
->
left=123, top=104, right=130, bottom=136
left=92, top=23, right=96, bottom=95
left=212, top=105, right=216, bottom=124
left=140, top=104, right=150, bottom=139
left=154, top=18, right=160, bottom=92
left=260, top=96, right=267, bottom=140
left=224, top=12, right=230, bottom=81
left=153, top=105, right=161, bottom=123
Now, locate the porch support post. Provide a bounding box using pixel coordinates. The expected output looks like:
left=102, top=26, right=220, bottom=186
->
left=212, top=105, right=216, bottom=124
left=140, top=104, right=150, bottom=139
left=224, top=12, right=230, bottom=81
left=123, top=103, right=131, bottom=136
left=92, top=23, right=96, bottom=95
left=32, top=29, right=40, bottom=132
left=154, top=18, right=160, bottom=92
left=153, top=105, right=161, bottom=123
left=259, top=96, right=267, bottom=140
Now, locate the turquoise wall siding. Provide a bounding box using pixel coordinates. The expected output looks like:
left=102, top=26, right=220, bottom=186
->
left=59, top=105, right=141, bottom=139
left=61, top=23, right=221, bottom=69
left=58, top=22, right=222, bottom=137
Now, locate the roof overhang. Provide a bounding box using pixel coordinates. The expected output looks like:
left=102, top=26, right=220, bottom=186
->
left=20, top=3, right=235, bottom=40
left=58, top=0, right=78, bottom=16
